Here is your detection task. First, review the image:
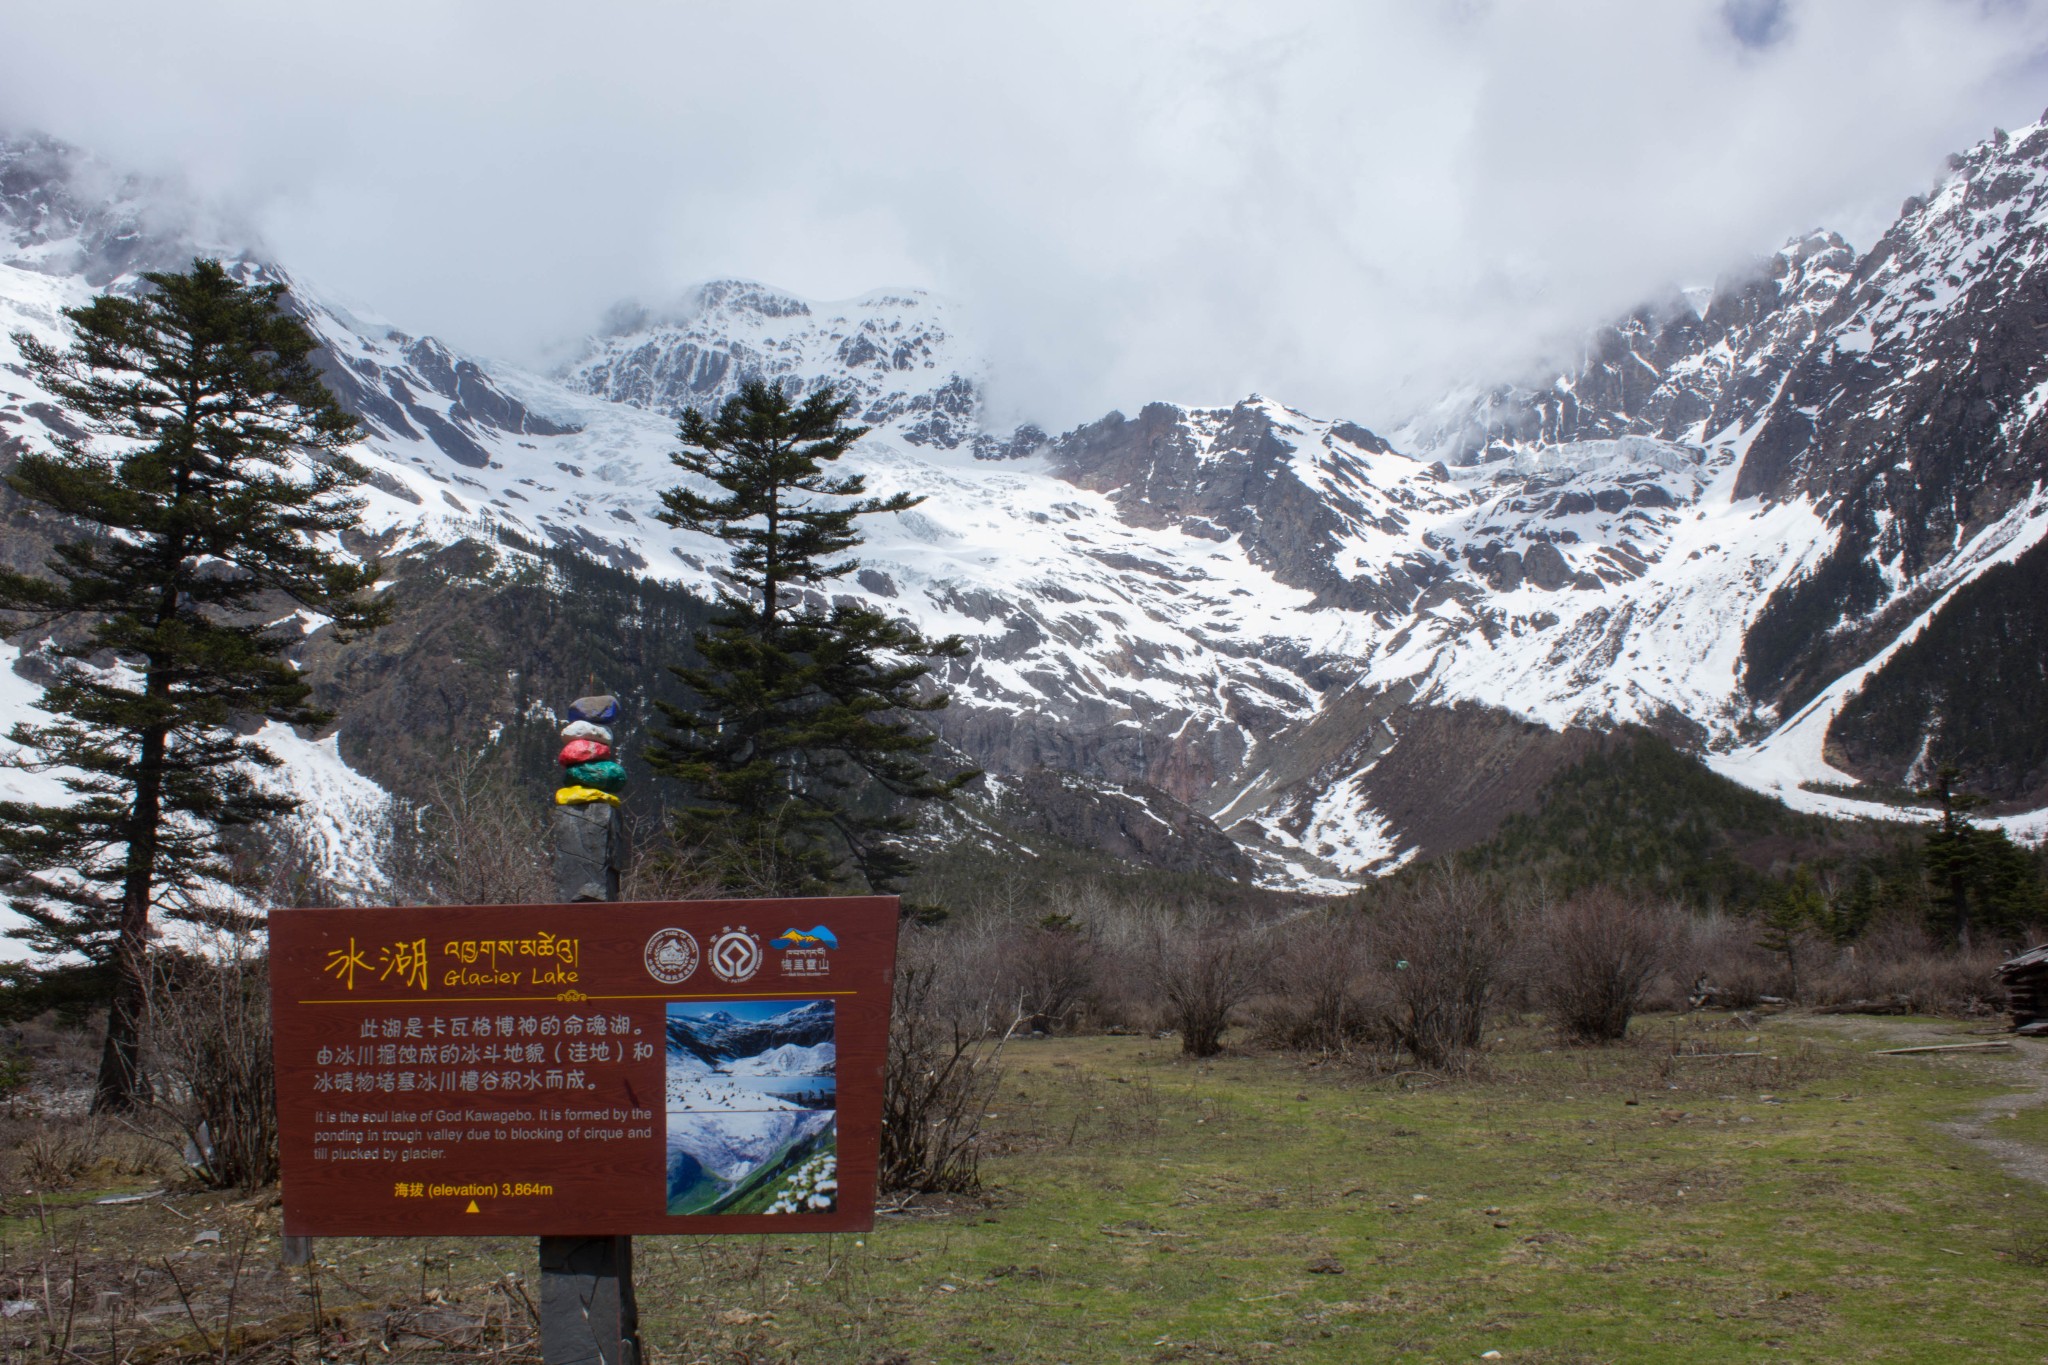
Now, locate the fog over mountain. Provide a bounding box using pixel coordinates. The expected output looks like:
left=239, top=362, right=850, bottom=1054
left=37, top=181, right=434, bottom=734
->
left=5, top=2, right=2048, bottom=430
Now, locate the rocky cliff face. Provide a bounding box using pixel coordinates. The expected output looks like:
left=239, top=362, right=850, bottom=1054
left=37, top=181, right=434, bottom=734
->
left=1049, top=401, right=1459, bottom=616
left=1399, top=230, right=1857, bottom=465
left=988, top=769, right=1254, bottom=880
left=0, top=134, right=231, bottom=284
left=1727, top=123, right=2048, bottom=723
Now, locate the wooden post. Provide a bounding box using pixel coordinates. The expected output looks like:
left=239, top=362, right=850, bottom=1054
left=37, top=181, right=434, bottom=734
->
left=545, top=692, right=639, bottom=1365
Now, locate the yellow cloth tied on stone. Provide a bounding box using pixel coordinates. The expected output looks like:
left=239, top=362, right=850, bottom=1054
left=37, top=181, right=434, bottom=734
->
left=555, top=785, right=622, bottom=806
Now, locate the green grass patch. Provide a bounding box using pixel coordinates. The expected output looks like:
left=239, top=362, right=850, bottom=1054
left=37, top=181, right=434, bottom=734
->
left=4, top=1020, right=2043, bottom=1363
left=618, top=1020, right=2048, bottom=1363
left=1987, top=1090, right=2048, bottom=1149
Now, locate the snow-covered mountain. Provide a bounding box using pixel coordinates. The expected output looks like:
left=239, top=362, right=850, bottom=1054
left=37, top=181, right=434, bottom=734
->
left=565, top=281, right=1043, bottom=458
left=4, top=116, right=2048, bottom=903
left=665, top=1003, right=835, bottom=1112
left=729, top=1041, right=836, bottom=1079
left=666, top=1002, right=835, bottom=1068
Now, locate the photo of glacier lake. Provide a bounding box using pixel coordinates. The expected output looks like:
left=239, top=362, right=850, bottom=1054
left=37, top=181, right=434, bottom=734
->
left=665, top=1000, right=839, bottom=1216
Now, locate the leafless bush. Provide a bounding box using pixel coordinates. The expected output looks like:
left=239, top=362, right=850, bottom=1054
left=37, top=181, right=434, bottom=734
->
left=1536, top=889, right=1679, bottom=1043
left=1806, top=916, right=2010, bottom=1015
left=1056, top=891, right=1160, bottom=1033
left=1142, top=903, right=1263, bottom=1057
left=1008, top=915, right=1096, bottom=1034
left=618, top=818, right=729, bottom=902
left=382, top=752, right=551, bottom=906
left=1367, top=871, right=1521, bottom=1070
left=16, top=1112, right=168, bottom=1188
left=881, top=927, right=1018, bottom=1193
left=147, top=936, right=277, bottom=1191
left=1670, top=908, right=2013, bottom=1018
left=1250, top=910, right=1384, bottom=1054
left=19, top=1117, right=107, bottom=1186
left=1672, top=913, right=1778, bottom=1008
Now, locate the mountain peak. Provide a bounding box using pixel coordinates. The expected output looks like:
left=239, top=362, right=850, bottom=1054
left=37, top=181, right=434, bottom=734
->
left=692, top=278, right=813, bottom=320
left=0, top=130, right=253, bottom=286
left=560, top=277, right=985, bottom=447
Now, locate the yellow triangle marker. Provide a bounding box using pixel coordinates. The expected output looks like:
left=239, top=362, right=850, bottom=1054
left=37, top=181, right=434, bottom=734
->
left=465, top=1200, right=480, bottom=1213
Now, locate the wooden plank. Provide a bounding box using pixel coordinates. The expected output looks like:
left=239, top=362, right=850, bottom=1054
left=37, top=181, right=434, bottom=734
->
left=1873, top=1042, right=2015, bottom=1055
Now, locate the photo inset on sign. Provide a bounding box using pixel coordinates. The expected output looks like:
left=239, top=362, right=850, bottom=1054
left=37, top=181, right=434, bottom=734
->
left=665, top=999, right=837, bottom=1215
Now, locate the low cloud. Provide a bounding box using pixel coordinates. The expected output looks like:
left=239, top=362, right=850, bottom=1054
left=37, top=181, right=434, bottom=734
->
left=4, top=0, right=2046, bottom=432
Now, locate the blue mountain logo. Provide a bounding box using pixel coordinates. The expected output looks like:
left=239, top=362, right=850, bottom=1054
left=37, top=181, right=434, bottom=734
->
left=771, top=926, right=838, bottom=951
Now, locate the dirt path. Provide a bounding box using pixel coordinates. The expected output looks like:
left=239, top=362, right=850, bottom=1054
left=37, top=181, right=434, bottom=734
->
left=1794, top=1013, right=2048, bottom=1189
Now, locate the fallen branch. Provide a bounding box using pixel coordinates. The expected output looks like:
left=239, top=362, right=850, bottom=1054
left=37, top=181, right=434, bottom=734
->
left=1670, top=1051, right=1764, bottom=1060
left=1874, top=1042, right=2014, bottom=1056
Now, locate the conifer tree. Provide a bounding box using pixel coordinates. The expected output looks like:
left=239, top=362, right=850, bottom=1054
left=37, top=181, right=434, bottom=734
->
left=0, top=259, right=388, bottom=1111
left=1757, top=866, right=1827, bottom=999
left=650, top=379, right=975, bottom=896
left=1919, top=766, right=2043, bottom=947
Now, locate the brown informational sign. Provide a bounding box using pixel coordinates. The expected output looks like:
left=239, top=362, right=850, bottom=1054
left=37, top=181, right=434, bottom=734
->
left=270, top=897, right=896, bottom=1236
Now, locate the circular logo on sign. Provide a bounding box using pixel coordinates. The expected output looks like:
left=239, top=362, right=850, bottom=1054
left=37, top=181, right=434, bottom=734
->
left=709, top=926, right=763, bottom=982
left=643, top=928, right=700, bottom=985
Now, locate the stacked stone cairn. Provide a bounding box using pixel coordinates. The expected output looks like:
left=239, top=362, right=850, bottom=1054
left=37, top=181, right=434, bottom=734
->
left=553, top=693, right=626, bottom=903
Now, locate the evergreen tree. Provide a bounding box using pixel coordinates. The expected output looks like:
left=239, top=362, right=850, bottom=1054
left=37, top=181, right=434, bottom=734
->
left=1757, top=866, right=1827, bottom=999
left=1919, top=766, right=2043, bottom=946
left=0, top=259, right=388, bottom=1111
left=650, top=379, right=975, bottom=895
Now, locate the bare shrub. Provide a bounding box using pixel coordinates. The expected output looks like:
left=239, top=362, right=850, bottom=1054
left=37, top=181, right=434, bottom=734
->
left=1807, top=916, right=2011, bottom=1016
left=16, top=1112, right=168, bottom=1188
left=1367, top=871, right=1520, bottom=1070
left=147, top=938, right=277, bottom=1191
left=1869, top=949, right=2007, bottom=1015
left=1537, top=889, right=1678, bottom=1043
left=20, top=1117, right=107, bottom=1187
left=1673, top=913, right=1777, bottom=1008
left=1141, top=904, right=1263, bottom=1057
left=1064, top=890, right=1162, bottom=1033
left=1250, top=910, right=1383, bottom=1054
left=618, top=818, right=729, bottom=902
left=881, top=927, right=1017, bottom=1193
left=383, top=752, right=551, bottom=906
left=1009, top=915, right=1096, bottom=1034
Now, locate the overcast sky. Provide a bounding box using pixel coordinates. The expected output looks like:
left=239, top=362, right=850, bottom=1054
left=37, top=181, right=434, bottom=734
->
left=4, top=1, right=2047, bottom=431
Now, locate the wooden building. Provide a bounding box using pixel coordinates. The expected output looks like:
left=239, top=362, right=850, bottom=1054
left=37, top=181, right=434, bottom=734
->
left=2000, top=945, right=2048, bottom=1034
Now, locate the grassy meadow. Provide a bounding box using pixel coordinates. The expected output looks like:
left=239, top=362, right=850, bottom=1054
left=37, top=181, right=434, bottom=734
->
left=3, top=1013, right=2044, bottom=1364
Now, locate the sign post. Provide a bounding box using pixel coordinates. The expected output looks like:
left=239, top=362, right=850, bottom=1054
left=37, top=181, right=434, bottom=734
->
left=544, top=690, right=638, bottom=1365
left=269, top=897, right=898, bottom=1358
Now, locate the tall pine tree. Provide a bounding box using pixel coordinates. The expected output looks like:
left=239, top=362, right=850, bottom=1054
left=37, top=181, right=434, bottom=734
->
left=1919, top=766, right=2044, bottom=947
left=0, top=259, right=388, bottom=1111
left=650, top=379, right=975, bottom=896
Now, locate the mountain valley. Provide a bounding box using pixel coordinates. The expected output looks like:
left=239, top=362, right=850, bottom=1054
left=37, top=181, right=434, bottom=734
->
left=4, top=117, right=2048, bottom=904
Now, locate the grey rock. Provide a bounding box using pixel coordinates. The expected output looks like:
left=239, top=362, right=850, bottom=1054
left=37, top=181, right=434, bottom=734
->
left=553, top=801, right=624, bottom=903
left=539, top=1235, right=639, bottom=1365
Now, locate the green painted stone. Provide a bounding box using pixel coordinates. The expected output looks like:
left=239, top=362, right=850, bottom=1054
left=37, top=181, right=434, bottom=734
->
left=565, top=759, right=627, bottom=793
